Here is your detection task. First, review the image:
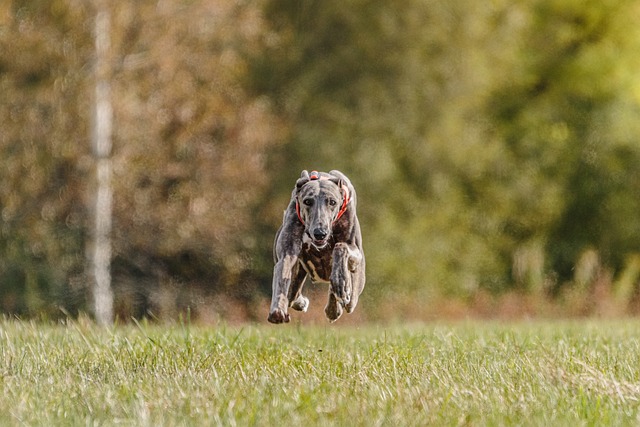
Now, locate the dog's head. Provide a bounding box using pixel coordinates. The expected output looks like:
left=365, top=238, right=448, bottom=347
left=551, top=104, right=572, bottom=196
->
left=295, top=170, right=350, bottom=249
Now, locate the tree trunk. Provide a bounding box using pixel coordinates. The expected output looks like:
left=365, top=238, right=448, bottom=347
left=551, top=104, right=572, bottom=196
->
left=91, top=1, right=114, bottom=325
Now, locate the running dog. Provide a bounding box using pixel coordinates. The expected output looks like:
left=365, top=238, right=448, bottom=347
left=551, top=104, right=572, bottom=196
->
left=268, top=170, right=365, bottom=323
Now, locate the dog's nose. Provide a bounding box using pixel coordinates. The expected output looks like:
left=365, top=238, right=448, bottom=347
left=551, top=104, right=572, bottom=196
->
left=313, top=228, right=328, bottom=241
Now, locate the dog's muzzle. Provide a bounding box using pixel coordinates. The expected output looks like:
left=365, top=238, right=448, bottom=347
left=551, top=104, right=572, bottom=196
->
left=307, top=228, right=329, bottom=249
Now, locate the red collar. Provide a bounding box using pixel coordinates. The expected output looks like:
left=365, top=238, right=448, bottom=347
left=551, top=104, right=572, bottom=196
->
left=295, top=171, right=351, bottom=225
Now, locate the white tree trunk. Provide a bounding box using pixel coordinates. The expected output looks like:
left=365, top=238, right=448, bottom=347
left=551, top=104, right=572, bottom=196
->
left=91, top=2, right=114, bottom=325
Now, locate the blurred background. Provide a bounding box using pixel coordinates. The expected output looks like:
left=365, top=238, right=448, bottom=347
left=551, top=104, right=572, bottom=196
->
left=2, top=0, right=640, bottom=323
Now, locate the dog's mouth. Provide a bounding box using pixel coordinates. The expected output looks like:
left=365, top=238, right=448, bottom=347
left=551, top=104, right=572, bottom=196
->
left=311, top=239, right=329, bottom=249
left=306, top=231, right=330, bottom=250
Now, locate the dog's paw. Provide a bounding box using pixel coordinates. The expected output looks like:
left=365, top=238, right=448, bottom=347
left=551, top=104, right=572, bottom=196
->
left=290, top=295, right=309, bottom=312
left=324, top=299, right=344, bottom=322
left=330, top=273, right=351, bottom=307
left=267, top=309, right=290, bottom=324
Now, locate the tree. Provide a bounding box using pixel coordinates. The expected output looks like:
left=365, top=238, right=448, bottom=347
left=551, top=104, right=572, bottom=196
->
left=257, top=0, right=640, bottom=305
left=105, top=0, right=282, bottom=318
left=487, top=0, right=640, bottom=289
left=90, top=0, right=114, bottom=325
left=0, top=0, right=92, bottom=316
left=0, top=0, right=282, bottom=320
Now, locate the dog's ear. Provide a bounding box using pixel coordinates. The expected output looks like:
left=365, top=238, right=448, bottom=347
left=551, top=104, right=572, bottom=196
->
left=328, top=176, right=344, bottom=190
left=295, top=170, right=310, bottom=191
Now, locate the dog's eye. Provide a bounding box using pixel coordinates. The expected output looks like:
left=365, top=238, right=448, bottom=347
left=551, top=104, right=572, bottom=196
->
left=303, top=199, right=313, bottom=206
left=329, top=199, right=337, bottom=206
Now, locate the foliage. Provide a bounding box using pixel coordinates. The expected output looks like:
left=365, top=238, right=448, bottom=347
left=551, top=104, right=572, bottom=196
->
left=2, top=319, right=640, bottom=425
left=106, top=0, right=282, bottom=317
left=0, top=0, right=92, bottom=315
left=257, top=0, right=640, bottom=302
left=1, top=0, right=640, bottom=319
left=0, top=0, right=281, bottom=318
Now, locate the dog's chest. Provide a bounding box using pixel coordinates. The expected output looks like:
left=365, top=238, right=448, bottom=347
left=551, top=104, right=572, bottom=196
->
left=299, top=244, right=333, bottom=283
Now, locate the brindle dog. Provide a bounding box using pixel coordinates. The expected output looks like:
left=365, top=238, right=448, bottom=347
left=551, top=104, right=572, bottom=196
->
left=268, top=170, right=366, bottom=323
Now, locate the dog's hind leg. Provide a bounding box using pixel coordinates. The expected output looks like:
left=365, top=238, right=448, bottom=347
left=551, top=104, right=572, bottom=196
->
left=288, top=265, right=309, bottom=312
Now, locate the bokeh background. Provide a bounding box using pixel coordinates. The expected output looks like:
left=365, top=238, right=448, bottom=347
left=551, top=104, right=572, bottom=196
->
left=2, top=0, right=640, bottom=323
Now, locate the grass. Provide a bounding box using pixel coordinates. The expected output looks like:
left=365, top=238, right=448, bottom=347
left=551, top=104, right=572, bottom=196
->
left=1, top=318, right=640, bottom=426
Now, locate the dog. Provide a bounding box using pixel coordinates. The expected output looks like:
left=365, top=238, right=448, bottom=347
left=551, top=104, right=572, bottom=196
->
left=268, top=170, right=366, bottom=323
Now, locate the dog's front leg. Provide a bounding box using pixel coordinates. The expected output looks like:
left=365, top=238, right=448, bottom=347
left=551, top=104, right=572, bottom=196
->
left=330, top=242, right=362, bottom=307
left=268, top=254, right=298, bottom=323
left=324, top=292, right=344, bottom=323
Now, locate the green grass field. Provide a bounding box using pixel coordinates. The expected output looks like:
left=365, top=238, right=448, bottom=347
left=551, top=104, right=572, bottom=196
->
left=1, top=318, right=640, bottom=426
